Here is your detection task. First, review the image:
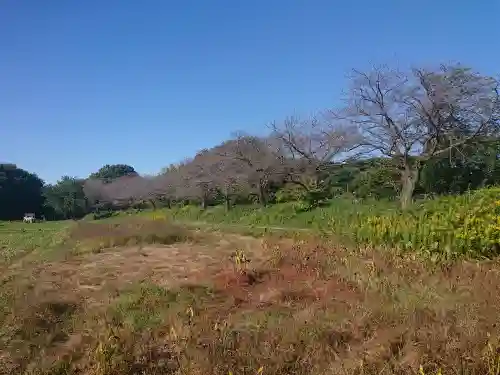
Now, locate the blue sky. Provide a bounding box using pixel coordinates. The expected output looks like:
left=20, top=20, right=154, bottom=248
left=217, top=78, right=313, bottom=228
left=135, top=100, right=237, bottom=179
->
left=1, top=0, right=499, bottom=183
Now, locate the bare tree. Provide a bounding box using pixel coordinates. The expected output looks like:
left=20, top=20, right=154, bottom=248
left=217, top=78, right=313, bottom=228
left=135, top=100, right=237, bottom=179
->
left=209, top=143, right=249, bottom=210
left=129, top=176, right=159, bottom=209
left=98, top=176, right=144, bottom=209
left=179, top=150, right=217, bottom=209
left=152, top=170, right=179, bottom=208
left=83, top=175, right=160, bottom=211
left=341, top=64, right=499, bottom=208
left=82, top=178, right=109, bottom=211
left=270, top=114, right=362, bottom=191
left=217, top=135, right=286, bottom=206
left=154, top=158, right=195, bottom=206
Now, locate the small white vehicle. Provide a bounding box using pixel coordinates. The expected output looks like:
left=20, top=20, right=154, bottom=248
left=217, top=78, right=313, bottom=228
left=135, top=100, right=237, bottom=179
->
left=23, top=213, right=35, bottom=223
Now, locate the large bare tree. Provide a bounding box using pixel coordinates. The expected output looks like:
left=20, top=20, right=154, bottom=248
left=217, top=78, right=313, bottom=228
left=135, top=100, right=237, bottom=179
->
left=341, top=64, right=499, bottom=208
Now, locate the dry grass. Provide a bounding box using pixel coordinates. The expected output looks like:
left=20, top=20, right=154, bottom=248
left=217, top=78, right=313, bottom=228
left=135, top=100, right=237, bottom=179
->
left=67, top=218, right=196, bottom=254
left=1, top=219, right=500, bottom=374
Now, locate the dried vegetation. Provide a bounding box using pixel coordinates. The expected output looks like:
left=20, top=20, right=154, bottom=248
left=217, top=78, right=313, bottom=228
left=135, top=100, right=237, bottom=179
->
left=1, top=219, right=500, bottom=374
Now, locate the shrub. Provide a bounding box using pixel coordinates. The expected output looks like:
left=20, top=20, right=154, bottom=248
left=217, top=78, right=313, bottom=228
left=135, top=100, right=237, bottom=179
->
left=93, top=210, right=118, bottom=220
left=357, top=188, right=500, bottom=260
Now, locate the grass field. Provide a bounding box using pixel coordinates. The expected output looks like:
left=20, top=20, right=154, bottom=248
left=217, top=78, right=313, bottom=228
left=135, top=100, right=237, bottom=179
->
left=1, top=207, right=500, bottom=374
left=0, top=220, right=70, bottom=269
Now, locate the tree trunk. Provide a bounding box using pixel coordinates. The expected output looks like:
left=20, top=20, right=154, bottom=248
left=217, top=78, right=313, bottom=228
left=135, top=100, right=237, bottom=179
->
left=224, top=186, right=231, bottom=212
left=258, top=183, right=267, bottom=206
left=400, top=164, right=420, bottom=210
left=201, top=196, right=207, bottom=210
left=149, top=199, right=157, bottom=211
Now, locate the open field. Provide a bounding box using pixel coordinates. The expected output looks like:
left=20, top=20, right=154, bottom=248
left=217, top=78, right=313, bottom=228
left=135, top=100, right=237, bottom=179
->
left=1, top=217, right=500, bottom=375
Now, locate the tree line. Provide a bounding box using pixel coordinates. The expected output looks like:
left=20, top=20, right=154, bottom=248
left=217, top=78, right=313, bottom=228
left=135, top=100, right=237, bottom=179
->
left=2, top=63, right=499, bottom=220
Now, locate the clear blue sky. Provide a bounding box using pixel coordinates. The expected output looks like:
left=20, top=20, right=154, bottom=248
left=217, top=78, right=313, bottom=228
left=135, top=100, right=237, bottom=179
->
left=1, top=0, right=499, bottom=183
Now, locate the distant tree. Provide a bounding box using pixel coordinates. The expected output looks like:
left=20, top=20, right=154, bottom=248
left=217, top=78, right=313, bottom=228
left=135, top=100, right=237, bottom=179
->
left=180, top=150, right=218, bottom=209
left=83, top=178, right=111, bottom=211
left=43, top=176, right=88, bottom=219
left=86, top=174, right=167, bottom=211
left=207, top=142, right=249, bottom=211
left=159, top=163, right=182, bottom=176
left=125, top=176, right=158, bottom=209
left=154, top=161, right=193, bottom=207
left=0, top=164, right=45, bottom=220
left=341, top=64, right=500, bottom=208
left=217, top=135, right=286, bottom=206
left=89, top=164, right=137, bottom=182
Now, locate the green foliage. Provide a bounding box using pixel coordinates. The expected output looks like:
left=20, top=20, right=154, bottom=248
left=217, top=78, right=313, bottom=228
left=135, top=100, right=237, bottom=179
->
left=43, top=176, right=88, bottom=220
left=350, top=164, right=400, bottom=199
left=419, top=141, right=500, bottom=195
left=0, top=164, right=45, bottom=220
left=274, top=184, right=304, bottom=203
left=358, top=188, right=500, bottom=260
left=313, top=158, right=402, bottom=201
left=89, top=164, right=137, bottom=182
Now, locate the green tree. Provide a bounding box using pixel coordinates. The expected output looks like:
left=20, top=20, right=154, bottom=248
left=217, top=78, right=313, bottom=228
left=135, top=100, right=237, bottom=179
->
left=89, top=164, right=137, bottom=182
left=348, top=159, right=400, bottom=199
left=0, top=163, right=45, bottom=220
left=43, top=176, right=89, bottom=219
left=418, top=140, right=500, bottom=195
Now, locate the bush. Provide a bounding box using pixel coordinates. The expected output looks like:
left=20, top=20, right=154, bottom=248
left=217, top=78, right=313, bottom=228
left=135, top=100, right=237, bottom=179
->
left=357, top=188, right=500, bottom=260
left=81, top=210, right=120, bottom=221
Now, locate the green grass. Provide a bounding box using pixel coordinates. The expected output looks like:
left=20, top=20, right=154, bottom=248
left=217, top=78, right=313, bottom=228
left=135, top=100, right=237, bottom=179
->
left=159, top=188, right=500, bottom=260
left=166, top=198, right=398, bottom=230
left=0, top=221, right=71, bottom=267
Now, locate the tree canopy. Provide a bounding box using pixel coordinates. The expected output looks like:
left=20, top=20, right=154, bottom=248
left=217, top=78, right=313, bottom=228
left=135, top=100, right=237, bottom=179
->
left=0, top=164, right=45, bottom=220
left=43, top=176, right=88, bottom=220
left=88, top=164, right=137, bottom=182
